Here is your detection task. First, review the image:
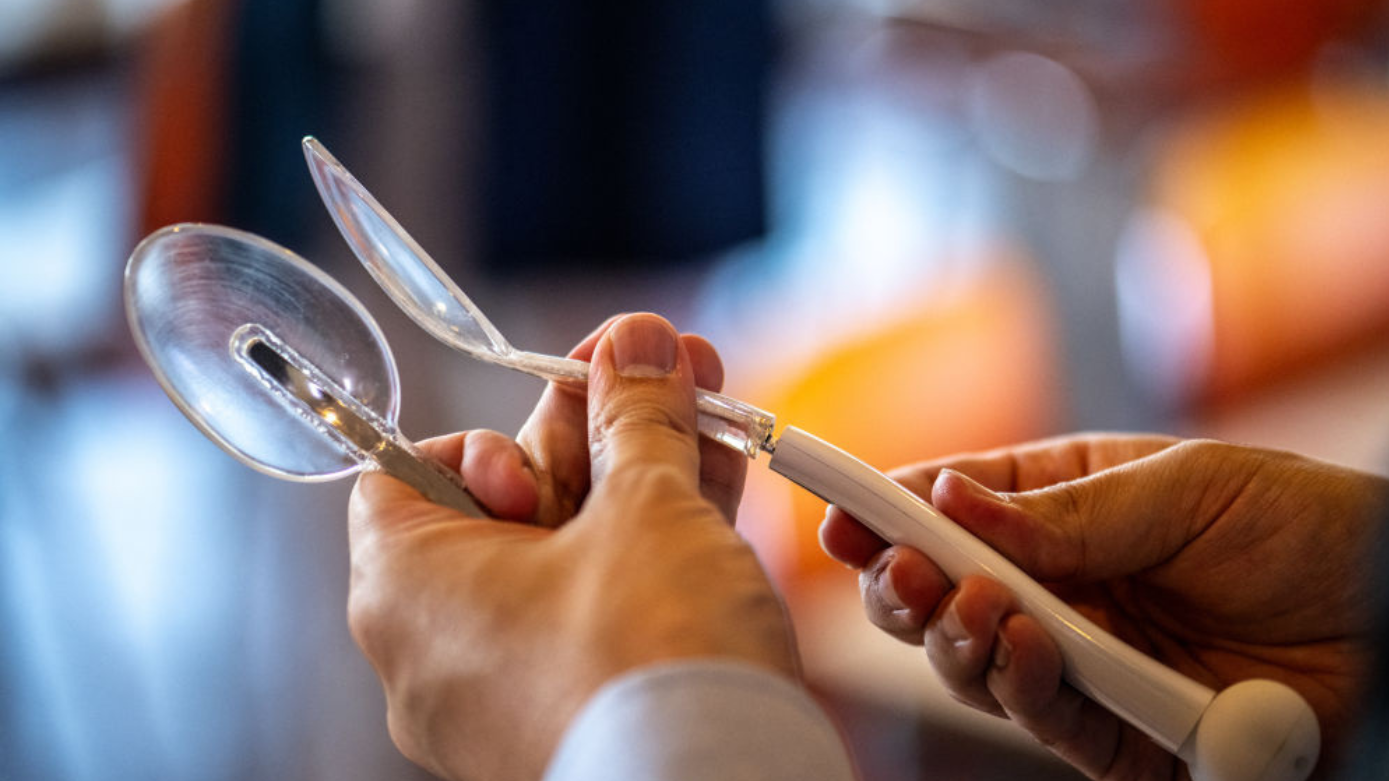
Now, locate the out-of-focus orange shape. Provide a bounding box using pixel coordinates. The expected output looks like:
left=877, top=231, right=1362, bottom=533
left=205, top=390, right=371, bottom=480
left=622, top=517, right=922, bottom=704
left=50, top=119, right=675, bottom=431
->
left=739, top=256, right=1059, bottom=589
left=1148, top=82, right=1389, bottom=403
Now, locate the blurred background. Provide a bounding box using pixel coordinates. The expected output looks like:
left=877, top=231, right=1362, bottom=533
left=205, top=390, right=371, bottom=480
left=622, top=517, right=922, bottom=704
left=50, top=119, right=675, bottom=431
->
left=4, top=0, right=1389, bottom=779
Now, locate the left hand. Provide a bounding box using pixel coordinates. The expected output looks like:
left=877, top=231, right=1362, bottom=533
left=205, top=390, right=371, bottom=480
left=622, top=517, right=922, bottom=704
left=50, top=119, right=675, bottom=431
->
left=819, top=434, right=1384, bottom=779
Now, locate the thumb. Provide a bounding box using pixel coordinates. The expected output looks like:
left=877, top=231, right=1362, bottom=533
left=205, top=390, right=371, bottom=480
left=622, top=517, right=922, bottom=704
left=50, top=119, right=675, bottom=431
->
left=586, top=314, right=702, bottom=502
left=930, top=442, right=1252, bottom=583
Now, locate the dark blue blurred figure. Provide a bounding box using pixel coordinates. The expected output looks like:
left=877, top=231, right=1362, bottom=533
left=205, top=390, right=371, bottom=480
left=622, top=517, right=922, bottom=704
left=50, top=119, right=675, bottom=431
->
left=226, top=0, right=341, bottom=251
left=479, top=0, right=771, bottom=272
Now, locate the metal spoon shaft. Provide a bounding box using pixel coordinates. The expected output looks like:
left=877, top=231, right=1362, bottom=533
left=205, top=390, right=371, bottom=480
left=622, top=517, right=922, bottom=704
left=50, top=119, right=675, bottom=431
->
left=234, top=325, right=488, bottom=516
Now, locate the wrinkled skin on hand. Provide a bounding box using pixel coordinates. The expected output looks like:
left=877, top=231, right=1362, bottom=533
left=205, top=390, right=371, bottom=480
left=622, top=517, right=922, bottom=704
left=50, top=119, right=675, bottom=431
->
left=347, top=314, right=797, bottom=781
left=821, top=434, right=1387, bottom=780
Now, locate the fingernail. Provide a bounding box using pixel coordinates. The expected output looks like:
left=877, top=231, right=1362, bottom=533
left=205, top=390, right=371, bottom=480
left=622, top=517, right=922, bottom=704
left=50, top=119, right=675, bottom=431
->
left=941, top=469, right=1009, bottom=504
left=871, top=551, right=906, bottom=611
left=940, top=600, right=968, bottom=647
left=993, top=636, right=1012, bottom=670
left=609, top=316, right=678, bottom=377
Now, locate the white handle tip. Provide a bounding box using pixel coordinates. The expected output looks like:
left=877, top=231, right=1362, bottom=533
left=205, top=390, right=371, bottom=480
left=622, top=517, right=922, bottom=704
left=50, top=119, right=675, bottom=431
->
left=1182, top=679, right=1319, bottom=781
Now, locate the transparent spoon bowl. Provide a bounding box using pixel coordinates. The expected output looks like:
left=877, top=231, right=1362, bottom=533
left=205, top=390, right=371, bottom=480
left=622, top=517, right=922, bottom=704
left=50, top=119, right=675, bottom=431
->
left=125, top=223, right=484, bottom=514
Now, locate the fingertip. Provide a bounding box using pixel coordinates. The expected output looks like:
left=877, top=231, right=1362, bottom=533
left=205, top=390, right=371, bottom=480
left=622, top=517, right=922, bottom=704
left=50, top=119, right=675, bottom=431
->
left=819, top=506, right=889, bottom=567
left=920, top=577, right=1020, bottom=717
left=931, top=468, right=1002, bottom=511
left=927, top=576, right=1014, bottom=667
left=855, top=545, right=956, bottom=644
left=350, top=463, right=430, bottom=517
left=858, top=549, right=921, bottom=640
left=588, top=314, right=700, bottom=485
left=347, top=468, right=440, bottom=552
left=601, top=313, right=682, bottom=378
left=955, top=576, right=1018, bottom=625
left=347, top=470, right=384, bottom=531
left=681, top=333, right=725, bottom=392
left=882, top=546, right=953, bottom=611
left=932, top=471, right=1048, bottom=574
left=461, top=430, right=541, bottom=521
left=683, top=330, right=741, bottom=520
left=698, top=433, right=747, bottom=524
left=414, top=432, right=469, bottom=471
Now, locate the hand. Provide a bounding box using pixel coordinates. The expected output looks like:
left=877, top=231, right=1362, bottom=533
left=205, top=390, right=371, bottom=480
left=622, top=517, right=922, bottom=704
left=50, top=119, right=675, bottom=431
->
left=820, top=434, right=1387, bottom=779
left=346, top=314, right=797, bottom=781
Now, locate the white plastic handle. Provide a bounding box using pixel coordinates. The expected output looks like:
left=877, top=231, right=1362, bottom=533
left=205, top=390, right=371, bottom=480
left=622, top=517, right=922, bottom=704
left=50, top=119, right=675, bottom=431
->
left=768, top=426, right=1319, bottom=781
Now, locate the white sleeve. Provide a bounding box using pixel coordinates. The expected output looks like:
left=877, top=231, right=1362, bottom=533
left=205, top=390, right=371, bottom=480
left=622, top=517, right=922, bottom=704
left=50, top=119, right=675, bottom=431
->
left=543, top=660, right=858, bottom=781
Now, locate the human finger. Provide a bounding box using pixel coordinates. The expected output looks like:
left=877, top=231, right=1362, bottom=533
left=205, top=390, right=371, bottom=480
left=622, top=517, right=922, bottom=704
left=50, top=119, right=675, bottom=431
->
left=458, top=429, right=540, bottom=521
left=885, top=433, right=1182, bottom=498
left=927, top=441, right=1257, bottom=584
left=923, top=576, right=1016, bottom=717
left=983, top=612, right=1147, bottom=779
left=516, top=318, right=742, bottom=525
left=820, top=505, right=892, bottom=568
left=516, top=316, right=624, bottom=526
left=820, top=434, right=1180, bottom=569
left=584, top=313, right=702, bottom=518
left=347, top=431, right=536, bottom=548
left=856, top=545, right=953, bottom=644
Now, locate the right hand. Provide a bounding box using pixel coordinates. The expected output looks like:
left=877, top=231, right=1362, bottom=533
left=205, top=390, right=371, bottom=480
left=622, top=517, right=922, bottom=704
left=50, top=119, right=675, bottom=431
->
left=820, top=434, right=1387, bottom=779
left=347, top=314, right=795, bottom=781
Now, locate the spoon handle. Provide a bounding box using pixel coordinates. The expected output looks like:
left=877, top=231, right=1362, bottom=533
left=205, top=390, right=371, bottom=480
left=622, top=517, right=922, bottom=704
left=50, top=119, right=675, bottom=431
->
left=235, top=325, right=489, bottom=516
left=368, top=433, right=490, bottom=516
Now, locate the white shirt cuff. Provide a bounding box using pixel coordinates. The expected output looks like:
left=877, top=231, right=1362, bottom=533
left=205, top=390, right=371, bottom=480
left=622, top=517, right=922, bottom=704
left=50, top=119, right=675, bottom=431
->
left=544, top=659, right=857, bottom=781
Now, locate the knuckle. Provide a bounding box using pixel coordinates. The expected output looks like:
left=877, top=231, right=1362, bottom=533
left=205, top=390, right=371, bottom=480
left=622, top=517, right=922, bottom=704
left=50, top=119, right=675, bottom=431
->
left=345, top=584, right=388, bottom=657
left=594, top=393, right=696, bottom=443
left=385, top=705, right=423, bottom=765
left=860, top=590, right=913, bottom=636
left=1170, top=437, right=1242, bottom=471
left=345, top=545, right=406, bottom=662
left=384, top=686, right=444, bottom=774
left=377, top=650, right=453, bottom=774
left=601, top=462, right=702, bottom=511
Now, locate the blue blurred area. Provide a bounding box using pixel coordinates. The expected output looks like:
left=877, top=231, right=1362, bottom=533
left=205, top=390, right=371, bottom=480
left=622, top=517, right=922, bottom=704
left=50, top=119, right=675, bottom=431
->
left=0, top=7, right=426, bottom=780
left=477, top=0, right=771, bottom=271
left=0, top=80, right=414, bottom=776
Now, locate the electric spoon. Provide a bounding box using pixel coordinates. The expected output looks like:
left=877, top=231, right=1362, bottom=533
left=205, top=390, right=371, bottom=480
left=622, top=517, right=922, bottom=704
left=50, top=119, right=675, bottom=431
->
left=302, top=136, right=1321, bottom=781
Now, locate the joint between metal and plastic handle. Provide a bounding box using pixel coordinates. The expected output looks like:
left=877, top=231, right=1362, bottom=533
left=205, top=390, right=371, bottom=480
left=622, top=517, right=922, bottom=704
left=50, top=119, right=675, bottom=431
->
left=511, top=350, right=776, bottom=457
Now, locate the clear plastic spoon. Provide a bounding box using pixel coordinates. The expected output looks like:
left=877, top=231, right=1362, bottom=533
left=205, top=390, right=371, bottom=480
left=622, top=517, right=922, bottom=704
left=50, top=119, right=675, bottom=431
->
left=302, top=136, right=775, bottom=458
left=125, top=223, right=486, bottom=516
